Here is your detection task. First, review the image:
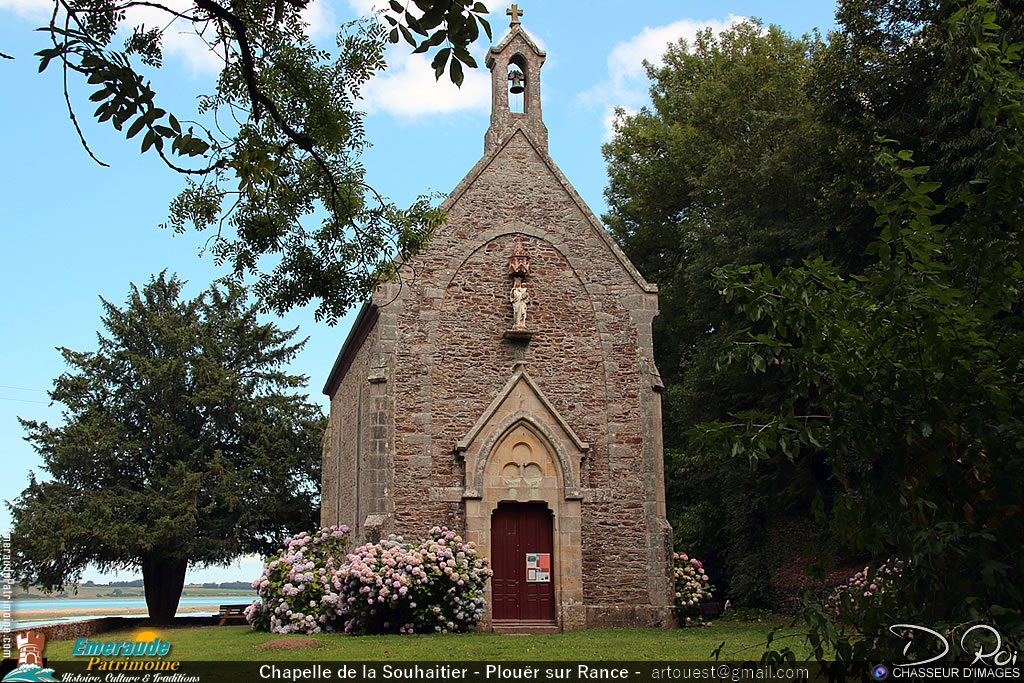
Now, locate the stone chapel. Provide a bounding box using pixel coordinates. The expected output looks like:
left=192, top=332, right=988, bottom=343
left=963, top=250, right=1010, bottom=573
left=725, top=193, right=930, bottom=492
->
left=321, top=7, right=675, bottom=631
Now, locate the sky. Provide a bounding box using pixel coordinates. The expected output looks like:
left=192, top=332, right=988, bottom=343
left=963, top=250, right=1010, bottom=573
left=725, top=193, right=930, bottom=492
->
left=0, top=0, right=840, bottom=585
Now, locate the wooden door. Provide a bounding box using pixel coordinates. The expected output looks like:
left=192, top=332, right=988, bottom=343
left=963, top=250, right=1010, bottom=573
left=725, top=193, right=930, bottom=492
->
left=491, top=503, right=555, bottom=623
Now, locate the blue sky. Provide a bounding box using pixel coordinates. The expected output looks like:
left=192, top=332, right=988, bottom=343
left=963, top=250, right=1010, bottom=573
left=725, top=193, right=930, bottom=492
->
left=0, top=0, right=839, bottom=584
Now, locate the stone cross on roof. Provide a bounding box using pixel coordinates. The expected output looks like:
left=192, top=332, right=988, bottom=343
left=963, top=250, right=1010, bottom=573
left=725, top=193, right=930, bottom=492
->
left=506, top=3, right=523, bottom=27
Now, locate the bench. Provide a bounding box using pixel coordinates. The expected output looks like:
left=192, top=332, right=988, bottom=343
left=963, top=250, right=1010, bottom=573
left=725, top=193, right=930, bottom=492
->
left=216, top=604, right=251, bottom=626
left=699, top=601, right=726, bottom=618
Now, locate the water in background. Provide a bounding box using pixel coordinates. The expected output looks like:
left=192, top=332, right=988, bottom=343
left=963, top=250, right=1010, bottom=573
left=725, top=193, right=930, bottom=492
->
left=15, top=596, right=253, bottom=611
left=13, top=595, right=257, bottom=628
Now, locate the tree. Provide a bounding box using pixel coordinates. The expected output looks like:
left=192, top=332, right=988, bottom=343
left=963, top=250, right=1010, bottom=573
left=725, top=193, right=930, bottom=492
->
left=27, top=0, right=492, bottom=323
left=9, top=272, right=324, bottom=624
left=808, top=0, right=1024, bottom=245
left=602, top=21, right=841, bottom=605
left=703, top=0, right=1023, bottom=660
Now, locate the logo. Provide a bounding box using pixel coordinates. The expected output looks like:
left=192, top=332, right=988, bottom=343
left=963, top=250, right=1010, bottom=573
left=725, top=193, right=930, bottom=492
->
left=890, top=623, right=1019, bottom=667
left=71, top=631, right=181, bottom=673
left=870, top=664, right=889, bottom=680
left=2, top=632, right=59, bottom=682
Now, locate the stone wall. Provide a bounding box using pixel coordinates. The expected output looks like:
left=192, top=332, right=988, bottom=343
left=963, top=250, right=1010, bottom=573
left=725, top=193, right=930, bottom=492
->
left=322, top=306, right=393, bottom=542
left=11, top=617, right=139, bottom=643
left=10, top=616, right=223, bottom=643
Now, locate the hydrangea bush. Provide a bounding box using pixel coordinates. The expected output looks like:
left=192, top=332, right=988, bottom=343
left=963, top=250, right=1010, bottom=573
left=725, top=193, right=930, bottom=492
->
left=245, top=525, right=351, bottom=633
left=673, top=551, right=715, bottom=626
left=827, top=558, right=906, bottom=627
left=339, top=527, right=492, bottom=634
left=246, top=525, right=491, bottom=635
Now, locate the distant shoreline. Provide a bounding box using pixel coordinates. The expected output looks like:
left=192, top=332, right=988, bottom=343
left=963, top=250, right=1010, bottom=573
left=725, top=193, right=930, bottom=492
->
left=14, top=587, right=255, bottom=600
left=16, top=604, right=231, bottom=621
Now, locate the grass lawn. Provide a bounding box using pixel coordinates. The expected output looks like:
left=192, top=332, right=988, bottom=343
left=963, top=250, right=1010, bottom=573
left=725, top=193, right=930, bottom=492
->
left=43, top=620, right=813, bottom=661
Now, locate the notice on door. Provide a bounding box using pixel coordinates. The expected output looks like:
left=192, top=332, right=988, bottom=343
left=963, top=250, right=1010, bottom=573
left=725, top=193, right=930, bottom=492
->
left=526, top=553, right=551, bottom=582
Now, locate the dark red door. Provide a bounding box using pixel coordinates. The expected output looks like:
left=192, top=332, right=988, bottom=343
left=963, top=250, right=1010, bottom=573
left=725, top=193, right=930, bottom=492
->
left=491, top=503, right=555, bottom=623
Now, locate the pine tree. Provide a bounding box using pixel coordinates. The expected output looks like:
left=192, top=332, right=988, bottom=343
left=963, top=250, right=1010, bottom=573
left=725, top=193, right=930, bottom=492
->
left=10, top=272, right=324, bottom=624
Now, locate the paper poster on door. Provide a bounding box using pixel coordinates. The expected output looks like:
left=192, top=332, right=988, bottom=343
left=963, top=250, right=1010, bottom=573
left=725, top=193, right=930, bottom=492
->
left=526, top=553, right=551, bottom=582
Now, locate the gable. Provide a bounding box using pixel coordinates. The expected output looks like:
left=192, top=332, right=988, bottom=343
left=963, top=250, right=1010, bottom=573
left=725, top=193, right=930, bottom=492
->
left=443, top=128, right=657, bottom=295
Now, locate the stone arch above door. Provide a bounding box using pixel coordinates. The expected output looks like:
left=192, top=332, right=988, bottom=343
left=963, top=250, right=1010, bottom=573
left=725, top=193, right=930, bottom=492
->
left=483, top=421, right=560, bottom=504
left=455, top=363, right=588, bottom=499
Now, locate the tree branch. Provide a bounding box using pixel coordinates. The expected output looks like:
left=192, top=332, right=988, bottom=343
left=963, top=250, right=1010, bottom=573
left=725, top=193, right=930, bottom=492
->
left=54, top=4, right=109, bottom=167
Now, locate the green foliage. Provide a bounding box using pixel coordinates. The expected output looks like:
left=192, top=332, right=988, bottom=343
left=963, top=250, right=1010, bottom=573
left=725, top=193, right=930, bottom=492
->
left=606, top=3, right=1024, bottom=626
left=809, top=0, right=1024, bottom=240
left=701, top=0, right=1024, bottom=662
left=603, top=19, right=840, bottom=606
left=33, top=1, right=484, bottom=323
left=9, top=272, right=324, bottom=621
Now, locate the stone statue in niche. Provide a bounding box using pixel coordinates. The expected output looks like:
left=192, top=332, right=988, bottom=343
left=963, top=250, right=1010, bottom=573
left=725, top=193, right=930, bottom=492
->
left=504, top=234, right=534, bottom=340
left=509, top=279, right=530, bottom=329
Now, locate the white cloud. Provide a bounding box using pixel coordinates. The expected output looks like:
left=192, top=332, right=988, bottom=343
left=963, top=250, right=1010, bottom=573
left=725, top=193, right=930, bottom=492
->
left=302, top=0, right=338, bottom=41
left=0, top=0, right=49, bottom=20
left=488, top=0, right=515, bottom=16
left=129, top=1, right=224, bottom=75
left=339, top=0, right=561, bottom=121
left=362, top=47, right=490, bottom=119
left=346, top=0, right=382, bottom=16
left=607, top=16, right=744, bottom=90
left=582, top=15, right=747, bottom=141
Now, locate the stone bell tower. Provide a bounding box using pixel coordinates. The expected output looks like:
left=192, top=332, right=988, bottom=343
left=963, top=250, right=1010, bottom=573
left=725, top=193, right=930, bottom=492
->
left=322, top=4, right=676, bottom=631
left=484, top=3, right=548, bottom=154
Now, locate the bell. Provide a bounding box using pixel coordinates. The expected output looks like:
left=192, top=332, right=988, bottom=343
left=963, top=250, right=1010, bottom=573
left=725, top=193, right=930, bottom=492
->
left=509, top=70, right=525, bottom=95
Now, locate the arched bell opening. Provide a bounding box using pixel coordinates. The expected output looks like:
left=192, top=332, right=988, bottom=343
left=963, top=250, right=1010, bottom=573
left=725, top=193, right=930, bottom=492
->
left=507, top=55, right=527, bottom=114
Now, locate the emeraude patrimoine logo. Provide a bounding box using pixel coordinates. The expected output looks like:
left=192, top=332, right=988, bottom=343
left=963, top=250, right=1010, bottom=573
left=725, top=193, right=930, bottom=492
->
left=3, top=631, right=58, bottom=683
left=71, top=633, right=180, bottom=672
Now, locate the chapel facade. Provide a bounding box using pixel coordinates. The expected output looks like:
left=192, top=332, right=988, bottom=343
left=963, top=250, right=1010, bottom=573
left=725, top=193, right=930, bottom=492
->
left=321, top=8, right=675, bottom=631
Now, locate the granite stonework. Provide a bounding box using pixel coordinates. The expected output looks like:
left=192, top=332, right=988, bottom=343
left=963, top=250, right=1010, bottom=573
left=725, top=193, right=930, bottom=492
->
left=322, top=17, right=675, bottom=631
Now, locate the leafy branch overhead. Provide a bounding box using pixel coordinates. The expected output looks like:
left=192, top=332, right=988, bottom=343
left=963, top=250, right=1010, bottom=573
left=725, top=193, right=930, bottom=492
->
left=34, top=0, right=489, bottom=323
left=383, top=0, right=491, bottom=85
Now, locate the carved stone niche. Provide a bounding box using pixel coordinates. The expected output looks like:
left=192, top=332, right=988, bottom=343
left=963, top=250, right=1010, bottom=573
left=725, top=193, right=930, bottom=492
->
left=505, top=235, right=533, bottom=340
left=508, top=234, right=531, bottom=277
